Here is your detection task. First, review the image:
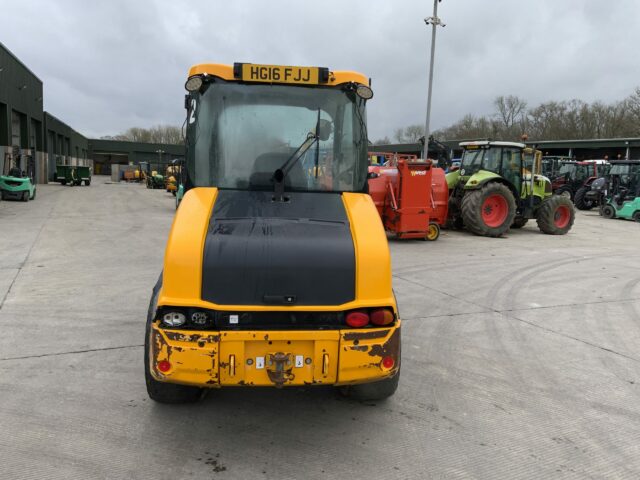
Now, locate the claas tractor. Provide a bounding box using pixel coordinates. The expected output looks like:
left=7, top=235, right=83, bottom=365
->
left=368, top=158, right=448, bottom=241
left=593, top=160, right=640, bottom=222
left=446, top=141, right=575, bottom=237
left=145, top=62, right=400, bottom=403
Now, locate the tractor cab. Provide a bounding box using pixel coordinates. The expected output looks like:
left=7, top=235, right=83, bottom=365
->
left=145, top=62, right=400, bottom=404
left=542, top=156, right=572, bottom=179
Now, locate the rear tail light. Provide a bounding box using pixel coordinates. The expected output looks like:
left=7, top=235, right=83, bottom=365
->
left=345, top=310, right=369, bottom=328
left=381, top=356, right=394, bottom=369
left=157, top=360, right=171, bottom=372
left=370, top=308, right=394, bottom=326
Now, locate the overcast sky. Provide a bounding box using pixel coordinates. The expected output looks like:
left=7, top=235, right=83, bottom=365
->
left=3, top=0, right=640, bottom=141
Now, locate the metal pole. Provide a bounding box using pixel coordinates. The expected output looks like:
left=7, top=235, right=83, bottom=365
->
left=423, top=0, right=444, bottom=160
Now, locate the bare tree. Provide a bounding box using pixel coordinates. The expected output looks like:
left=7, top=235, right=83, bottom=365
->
left=494, top=95, right=527, bottom=130
left=373, top=136, right=391, bottom=145
left=108, top=125, right=184, bottom=145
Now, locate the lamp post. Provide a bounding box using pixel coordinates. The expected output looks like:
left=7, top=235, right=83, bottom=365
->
left=155, top=149, right=165, bottom=170
left=423, top=0, right=445, bottom=159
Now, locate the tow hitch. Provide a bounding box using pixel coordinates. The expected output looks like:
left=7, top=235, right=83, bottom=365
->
left=266, top=352, right=295, bottom=387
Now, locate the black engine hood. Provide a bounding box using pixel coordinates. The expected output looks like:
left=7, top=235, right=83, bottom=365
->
left=201, top=190, right=356, bottom=306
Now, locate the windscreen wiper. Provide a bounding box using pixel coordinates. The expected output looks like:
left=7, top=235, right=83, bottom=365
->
left=273, top=109, right=321, bottom=201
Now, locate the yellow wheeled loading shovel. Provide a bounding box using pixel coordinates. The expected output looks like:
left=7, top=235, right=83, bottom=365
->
left=145, top=63, right=401, bottom=403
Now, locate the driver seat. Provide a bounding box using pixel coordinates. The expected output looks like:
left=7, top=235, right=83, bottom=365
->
left=249, top=152, right=306, bottom=190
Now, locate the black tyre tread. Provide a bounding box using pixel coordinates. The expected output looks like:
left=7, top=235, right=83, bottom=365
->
left=461, top=183, right=516, bottom=237
left=144, top=274, right=203, bottom=404
left=511, top=217, right=528, bottom=228
left=340, top=371, right=400, bottom=401
left=536, top=195, right=575, bottom=235
left=633, top=211, right=640, bottom=222
left=602, top=204, right=616, bottom=219
left=555, top=186, right=573, bottom=200
left=573, top=186, right=593, bottom=210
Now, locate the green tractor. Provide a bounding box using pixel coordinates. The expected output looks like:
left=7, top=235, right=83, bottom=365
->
left=0, top=152, right=36, bottom=201
left=139, top=162, right=165, bottom=189
left=446, top=141, right=575, bottom=237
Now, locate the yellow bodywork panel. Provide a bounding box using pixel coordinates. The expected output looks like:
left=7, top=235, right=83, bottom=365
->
left=159, top=190, right=396, bottom=313
left=155, top=189, right=399, bottom=389
left=342, top=193, right=395, bottom=309
left=150, top=323, right=400, bottom=388
left=160, top=187, right=217, bottom=307
left=188, top=63, right=369, bottom=88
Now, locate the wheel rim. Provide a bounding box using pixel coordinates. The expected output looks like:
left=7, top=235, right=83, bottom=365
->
left=554, top=205, right=571, bottom=228
left=481, top=194, right=509, bottom=228
left=427, top=224, right=439, bottom=240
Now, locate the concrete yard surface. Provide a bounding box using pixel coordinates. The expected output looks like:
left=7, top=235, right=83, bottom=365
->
left=1, top=177, right=639, bottom=479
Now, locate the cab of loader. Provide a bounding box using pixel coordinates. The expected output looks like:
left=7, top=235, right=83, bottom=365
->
left=446, top=141, right=574, bottom=237
left=145, top=63, right=400, bottom=404
left=181, top=66, right=369, bottom=197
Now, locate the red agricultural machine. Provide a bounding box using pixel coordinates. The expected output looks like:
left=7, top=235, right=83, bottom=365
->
left=368, top=157, right=448, bottom=240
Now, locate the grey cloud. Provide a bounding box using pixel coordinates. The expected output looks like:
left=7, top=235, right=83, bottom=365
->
left=3, top=0, right=639, bottom=140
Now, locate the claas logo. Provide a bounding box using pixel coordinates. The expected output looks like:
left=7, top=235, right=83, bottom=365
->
left=410, top=170, right=427, bottom=176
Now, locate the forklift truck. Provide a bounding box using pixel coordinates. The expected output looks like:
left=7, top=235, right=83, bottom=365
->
left=145, top=62, right=400, bottom=403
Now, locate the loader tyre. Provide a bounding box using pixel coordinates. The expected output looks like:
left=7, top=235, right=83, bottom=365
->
left=601, top=204, right=616, bottom=219
left=340, top=370, right=400, bottom=401
left=573, top=186, right=594, bottom=210
left=511, top=217, right=528, bottom=229
left=144, top=275, right=204, bottom=404
left=461, top=183, right=516, bottom=237
left=536, top=195, right=575, bottom=235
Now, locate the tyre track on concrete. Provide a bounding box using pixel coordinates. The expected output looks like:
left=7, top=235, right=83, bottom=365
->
left=495, top=257, right=640, bottom=476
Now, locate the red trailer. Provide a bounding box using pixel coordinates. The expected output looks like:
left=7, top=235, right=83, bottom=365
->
left=368, top=159, right=448, bottom=241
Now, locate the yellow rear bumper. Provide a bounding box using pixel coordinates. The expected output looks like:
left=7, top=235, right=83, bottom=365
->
left=149, top=322, right=401, bottom=387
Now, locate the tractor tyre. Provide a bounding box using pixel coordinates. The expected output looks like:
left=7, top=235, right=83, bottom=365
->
left=573, top=186, right=593, bottom=210
left=511, top=217, right=528, bottom=229
left=84, top=180, right=91, bottom=186
left=461, top=183, right=516, bottom=237
left=22, top=191, right=29, bottom=202
left=536, top=195, right=575, bottom=235
left=61, top=179, right=67, bottom=186
left=555, top=186, right=573, bottom=200
left=601, top=204, right=616, bottom=219
left=339, top=370, right=400, bottom=401
left=145, top=276, right=204, bottom=404
left=633, top=212, right=640, bottom=223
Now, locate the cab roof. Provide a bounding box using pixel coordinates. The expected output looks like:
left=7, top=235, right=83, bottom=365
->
left=459, top=140, right=526, bottom=149
left=188, top=63, right=369, bottom=87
